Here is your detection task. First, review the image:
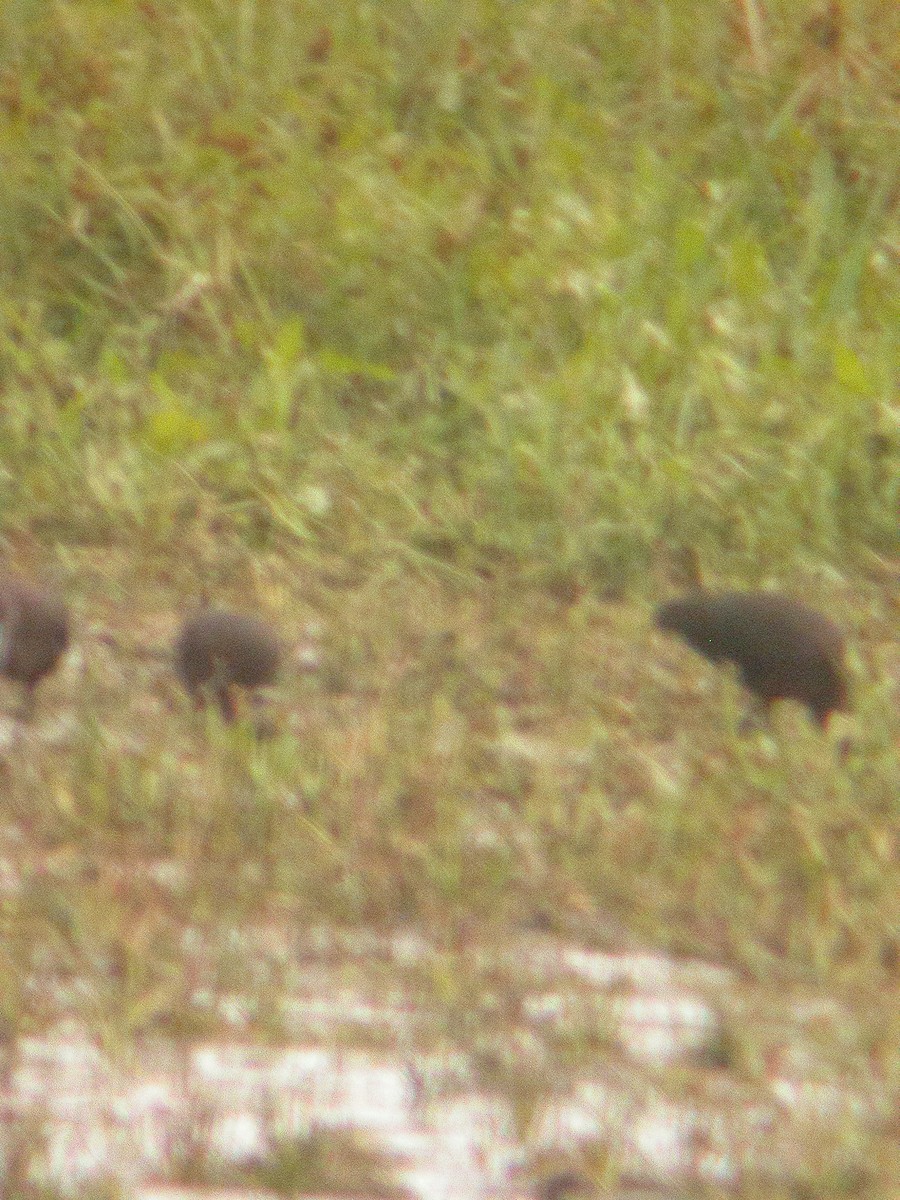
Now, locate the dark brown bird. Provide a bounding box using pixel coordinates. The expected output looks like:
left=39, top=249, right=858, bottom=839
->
left=173, top=608, right=282, bottom=721
left=655, top=590, right=848, bottom=727
left=0, top=576, right=71, bottom=714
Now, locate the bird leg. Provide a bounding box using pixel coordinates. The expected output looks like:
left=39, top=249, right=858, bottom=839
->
left=15, top=682, right=37, bottom=723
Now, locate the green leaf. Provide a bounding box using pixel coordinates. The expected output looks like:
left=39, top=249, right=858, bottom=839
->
left=729, top=234, right=772, bottom=303
left=272, top=316, right=306, bottom=366
left=144, top=401, right=211, bottom=455
left=316, top=348, right=396, bottom=382
left=832, top=344, right=872, bottom=395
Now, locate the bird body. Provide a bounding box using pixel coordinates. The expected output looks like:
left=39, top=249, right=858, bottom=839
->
left=655, top=590, right=848, bottom=726
left=174, top=609, right=281, bottom=720
left=0, top=576, right=71, bottom=709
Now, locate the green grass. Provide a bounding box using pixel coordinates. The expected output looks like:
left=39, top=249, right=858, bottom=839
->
left=1, top=0, right=896, bottom=578
left=0, top=0, right=897, bottom=1193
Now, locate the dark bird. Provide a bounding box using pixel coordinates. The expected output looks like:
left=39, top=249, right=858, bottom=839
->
left=173, top=608, right=282, bottom=721
left=655, top=590, right=848, bottom=727
left=0, top=576, right=71, bottom=714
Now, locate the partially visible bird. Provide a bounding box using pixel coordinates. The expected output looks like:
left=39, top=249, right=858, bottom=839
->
left=655, top=590, right=848, bottom=728
left=0, top=575, right=71, bottom=715
left=173, top=608, right=282, bottom=721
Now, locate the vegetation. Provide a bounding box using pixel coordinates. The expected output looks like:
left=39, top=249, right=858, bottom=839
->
left=0, top=0, right=896, bottom=1194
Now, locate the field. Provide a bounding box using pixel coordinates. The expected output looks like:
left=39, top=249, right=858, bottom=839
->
left=0, top=1, right=897, bottom=1196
